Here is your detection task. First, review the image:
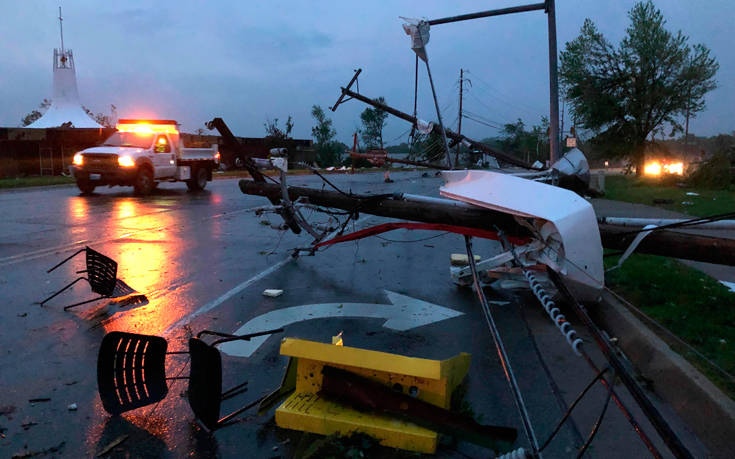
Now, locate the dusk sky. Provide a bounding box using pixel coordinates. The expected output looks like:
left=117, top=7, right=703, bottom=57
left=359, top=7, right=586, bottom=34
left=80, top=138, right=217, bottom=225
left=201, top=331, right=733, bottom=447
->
left=1, top=1, right=733, bottom=144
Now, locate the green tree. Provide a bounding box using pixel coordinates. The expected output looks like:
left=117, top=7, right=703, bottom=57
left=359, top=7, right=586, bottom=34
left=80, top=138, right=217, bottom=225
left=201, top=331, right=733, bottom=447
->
left=498, top=117, right=549, bottom=164
left=310, top=105, right=341, bottom=167
left=560, top=0, right=718, bottom=175
left=359, top=97, right=388, bottom=149
left=83, top=104, right=116, bottom=128
left=20, top=99, right=51, bottom=126
left=264, top=116, right=294, bottom=141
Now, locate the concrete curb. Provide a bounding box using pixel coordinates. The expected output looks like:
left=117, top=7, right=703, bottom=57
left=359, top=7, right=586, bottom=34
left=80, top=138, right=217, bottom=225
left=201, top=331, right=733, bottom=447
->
left=592, top=291, right=735, bottom=457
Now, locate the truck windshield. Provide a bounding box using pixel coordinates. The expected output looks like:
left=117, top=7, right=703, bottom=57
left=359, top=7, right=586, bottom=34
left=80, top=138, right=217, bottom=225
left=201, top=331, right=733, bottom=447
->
left=102, top=132, right=155, bottom=149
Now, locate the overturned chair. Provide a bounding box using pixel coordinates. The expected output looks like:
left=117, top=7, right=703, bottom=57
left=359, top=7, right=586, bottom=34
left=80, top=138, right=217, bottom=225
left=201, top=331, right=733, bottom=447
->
left=96, top=327, right=283, bottom=430
left=40, top=246, right=119, bottom=310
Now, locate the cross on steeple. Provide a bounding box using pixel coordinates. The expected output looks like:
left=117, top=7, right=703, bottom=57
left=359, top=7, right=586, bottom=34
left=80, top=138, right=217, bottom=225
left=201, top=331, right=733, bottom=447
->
left=58, top=6, right=65, bottom=53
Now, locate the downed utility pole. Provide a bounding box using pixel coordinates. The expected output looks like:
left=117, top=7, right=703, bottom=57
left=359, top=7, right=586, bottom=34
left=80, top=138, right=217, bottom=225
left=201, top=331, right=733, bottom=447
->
left=349, top=151, right=446, bottom=170
left=206, top=117, right=302, bottom=233
left=240, top=180, right=735, bottom=267
left=334, top=86, right=540, bottom=170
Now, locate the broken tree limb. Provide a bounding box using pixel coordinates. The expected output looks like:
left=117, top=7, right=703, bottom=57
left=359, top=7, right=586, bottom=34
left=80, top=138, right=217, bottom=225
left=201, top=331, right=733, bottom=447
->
left=239, top=180, right=735, bottom=267
left=337, top=87, right=541, bottom=170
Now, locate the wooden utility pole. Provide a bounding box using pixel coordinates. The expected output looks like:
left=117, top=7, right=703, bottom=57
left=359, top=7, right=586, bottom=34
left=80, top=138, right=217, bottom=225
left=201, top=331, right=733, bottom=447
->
left=546, top=0, right=560, bottom=164
left=239, top=180, right=735, bottom=267
left=684, top=85, right=692, bottom=155
left=455, top=69, right=464, bottom=166
left=560, top=98, right=565, bottom=148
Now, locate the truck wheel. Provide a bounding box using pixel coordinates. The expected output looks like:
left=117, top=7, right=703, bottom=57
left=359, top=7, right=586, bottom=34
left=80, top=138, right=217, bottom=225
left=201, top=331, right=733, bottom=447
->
left=187, top=166, right=208, bottom=191
left=134, top=167, right=154, bottom=195
left=77, top=180, right=95, bottom=195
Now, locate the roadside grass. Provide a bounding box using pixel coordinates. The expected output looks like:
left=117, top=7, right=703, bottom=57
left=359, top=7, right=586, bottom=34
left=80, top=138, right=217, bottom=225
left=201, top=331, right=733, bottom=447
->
left=0, top=175, right=74, bottom=189
left=604, top=174, right=734, bottom=217
left=605, top=253, right=735, bottom=398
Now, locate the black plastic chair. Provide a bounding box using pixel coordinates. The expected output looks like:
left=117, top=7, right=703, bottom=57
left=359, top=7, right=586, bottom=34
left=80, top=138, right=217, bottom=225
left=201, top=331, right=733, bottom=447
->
left=187, top=329, right=282, bottom=430
left=97, top=331, right=177, bottom=415
left=96, top=328, right=282, bottom=428
left=41, top=246, right=118, bottom=310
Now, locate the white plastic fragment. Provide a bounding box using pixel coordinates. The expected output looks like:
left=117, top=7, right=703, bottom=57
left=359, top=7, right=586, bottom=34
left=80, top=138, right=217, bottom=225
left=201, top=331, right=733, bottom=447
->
left=263, top=289, right=283, bottom=298
left=450, top=253, right=481, bottom=266
left=67, top=403, right=77, bottom=411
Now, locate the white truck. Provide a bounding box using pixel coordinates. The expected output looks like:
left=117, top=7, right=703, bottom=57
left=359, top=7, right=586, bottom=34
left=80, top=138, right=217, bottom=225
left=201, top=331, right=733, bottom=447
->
left=70, top=119, right=219, bottom=195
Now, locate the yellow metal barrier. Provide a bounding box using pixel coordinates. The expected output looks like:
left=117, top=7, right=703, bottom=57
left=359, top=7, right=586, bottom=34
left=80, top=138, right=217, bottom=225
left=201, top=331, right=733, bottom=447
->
left=275, top=338, right=471, bottom=453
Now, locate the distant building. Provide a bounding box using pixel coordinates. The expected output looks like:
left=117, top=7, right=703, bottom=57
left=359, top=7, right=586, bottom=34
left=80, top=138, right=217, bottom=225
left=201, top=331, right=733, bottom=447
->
left=0, top=10, right=112, bottom=177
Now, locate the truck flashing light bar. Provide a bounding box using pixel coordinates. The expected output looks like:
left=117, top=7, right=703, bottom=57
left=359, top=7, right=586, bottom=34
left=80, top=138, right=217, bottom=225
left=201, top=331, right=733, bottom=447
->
left=116, top=119, right=179, bottom=134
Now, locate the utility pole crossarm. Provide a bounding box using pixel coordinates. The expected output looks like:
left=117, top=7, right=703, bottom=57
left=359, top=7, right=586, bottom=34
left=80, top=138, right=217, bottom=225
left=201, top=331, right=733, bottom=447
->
left=331, top=68, right=362, bottom=112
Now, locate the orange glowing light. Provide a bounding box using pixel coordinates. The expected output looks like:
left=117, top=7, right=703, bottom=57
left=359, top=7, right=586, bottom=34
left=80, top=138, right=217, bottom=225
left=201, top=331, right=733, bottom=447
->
left=644, top=160, right=684, bottom=177
left=644, top=161, right=662, bottom=176
left=664, top=162, right=684, bottom=175
left=116, top=120, right=179, bottom=135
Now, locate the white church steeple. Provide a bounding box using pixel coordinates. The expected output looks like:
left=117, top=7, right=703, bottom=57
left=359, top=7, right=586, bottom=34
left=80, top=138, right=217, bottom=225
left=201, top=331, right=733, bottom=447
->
left=28, top=7, right=102, bottom=129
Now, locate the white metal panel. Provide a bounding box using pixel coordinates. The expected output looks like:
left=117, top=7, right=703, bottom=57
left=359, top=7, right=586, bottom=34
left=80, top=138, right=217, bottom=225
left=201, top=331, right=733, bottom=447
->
left=440, top=169, right=604, bottom=301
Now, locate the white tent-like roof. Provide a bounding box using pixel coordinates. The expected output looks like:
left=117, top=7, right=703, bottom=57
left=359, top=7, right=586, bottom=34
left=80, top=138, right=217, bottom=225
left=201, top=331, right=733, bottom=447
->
left=28, top=48, right=102, bottom=129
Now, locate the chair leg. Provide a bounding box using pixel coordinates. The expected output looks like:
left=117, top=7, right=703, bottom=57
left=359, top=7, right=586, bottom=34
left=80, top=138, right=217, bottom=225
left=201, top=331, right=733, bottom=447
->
left=204, top=328, right=284, bottom=346
left=221, top=381, right=248, bottom=400
left=216, top=394, right=268, bottom=429
left=46, top=248, right=86, bottom=273
left=40, top=277, right=87, bottom=305
left=63, top=295, right=108, bottom=311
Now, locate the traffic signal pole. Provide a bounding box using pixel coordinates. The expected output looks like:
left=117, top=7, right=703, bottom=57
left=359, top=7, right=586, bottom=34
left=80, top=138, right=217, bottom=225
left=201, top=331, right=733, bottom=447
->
left=427, top=0, right=560, bottom=164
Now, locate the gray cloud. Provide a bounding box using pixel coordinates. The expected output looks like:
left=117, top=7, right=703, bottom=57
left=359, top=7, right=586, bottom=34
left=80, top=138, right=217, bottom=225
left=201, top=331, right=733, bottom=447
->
left=0, top=0, right=732, bottom=142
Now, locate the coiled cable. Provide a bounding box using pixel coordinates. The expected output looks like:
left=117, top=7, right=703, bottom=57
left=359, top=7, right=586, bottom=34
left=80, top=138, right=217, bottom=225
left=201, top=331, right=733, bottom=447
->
left=523, top=269, right=583, bottom=356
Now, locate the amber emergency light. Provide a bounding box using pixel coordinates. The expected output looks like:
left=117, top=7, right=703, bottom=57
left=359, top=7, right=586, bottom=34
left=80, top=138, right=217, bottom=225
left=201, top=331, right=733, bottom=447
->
left=116, top=119, right=179, bottom=135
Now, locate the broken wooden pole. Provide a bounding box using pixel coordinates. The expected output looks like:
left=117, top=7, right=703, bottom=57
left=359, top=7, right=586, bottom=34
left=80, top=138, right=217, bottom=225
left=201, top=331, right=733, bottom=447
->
left=349, top=152, right=445, bottom=170
left=239, top=180, right=735, bottom=267
left=338, top=88, right=540, bottom=170
left=239, top=180, right=529, bottom=238
left=599, top=224, right=735, bottom=267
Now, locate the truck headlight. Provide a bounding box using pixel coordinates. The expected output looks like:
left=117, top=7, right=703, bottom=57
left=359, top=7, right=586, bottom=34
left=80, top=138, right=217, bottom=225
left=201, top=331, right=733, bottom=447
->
left=73, top=153, right=83, bottom=166
left=118, top=156, right=135, bottom=167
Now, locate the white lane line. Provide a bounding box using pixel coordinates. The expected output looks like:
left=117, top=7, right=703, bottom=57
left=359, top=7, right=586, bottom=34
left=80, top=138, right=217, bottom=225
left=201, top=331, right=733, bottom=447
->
left=163, top=215, right=382, bottom=334
left=163, top=256, right=294, bottom=334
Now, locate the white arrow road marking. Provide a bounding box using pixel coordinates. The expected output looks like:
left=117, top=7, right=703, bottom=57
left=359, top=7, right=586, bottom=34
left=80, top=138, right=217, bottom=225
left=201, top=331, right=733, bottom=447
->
left=218, top=290, right=464, bottom=358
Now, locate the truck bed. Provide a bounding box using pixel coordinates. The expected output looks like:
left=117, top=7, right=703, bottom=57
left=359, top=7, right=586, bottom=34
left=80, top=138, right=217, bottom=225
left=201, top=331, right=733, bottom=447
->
left=180, top=145, right=218, bottom=162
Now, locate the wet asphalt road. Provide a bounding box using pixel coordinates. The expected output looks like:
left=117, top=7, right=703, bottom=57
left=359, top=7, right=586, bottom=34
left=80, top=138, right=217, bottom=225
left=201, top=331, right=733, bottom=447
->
left=0, top=172, right=705, bottom=458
